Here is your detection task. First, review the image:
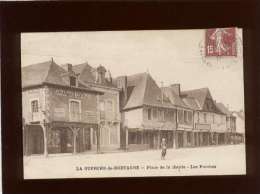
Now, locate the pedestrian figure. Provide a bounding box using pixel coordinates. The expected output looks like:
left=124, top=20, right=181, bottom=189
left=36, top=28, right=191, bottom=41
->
left=161, top=138, right=167, bottom=160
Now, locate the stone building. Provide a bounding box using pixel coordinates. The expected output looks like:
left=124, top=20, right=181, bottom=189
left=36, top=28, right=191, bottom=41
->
left=22, top=60, right=103, bottom=156
left=71, top=63, right=121, bottom=151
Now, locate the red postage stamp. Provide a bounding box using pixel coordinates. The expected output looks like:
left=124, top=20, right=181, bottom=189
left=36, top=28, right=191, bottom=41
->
left=205, top=27, right=237, bottom=57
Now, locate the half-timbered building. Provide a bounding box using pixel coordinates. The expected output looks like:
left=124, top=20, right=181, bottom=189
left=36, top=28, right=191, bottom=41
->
left=116, top=73, right=177, bottom=151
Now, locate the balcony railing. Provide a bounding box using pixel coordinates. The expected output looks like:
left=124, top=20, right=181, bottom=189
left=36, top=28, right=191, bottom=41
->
left=69, top=112, right=81, bottom=122
left=30, top=112, right=42, bottom=122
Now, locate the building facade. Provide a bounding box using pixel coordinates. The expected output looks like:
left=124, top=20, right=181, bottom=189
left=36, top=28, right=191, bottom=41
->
left=116, top=73, right=177, bottom=151
left=22, top=60, right=245, bottom=156
left=162, top=85, right=194, bottom=148
left=71, top=63, right=121, bottom=151
left=22, top=60, right=103, bottom=156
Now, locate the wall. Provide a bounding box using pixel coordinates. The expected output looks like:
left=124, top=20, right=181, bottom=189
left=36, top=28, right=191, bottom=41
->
left=142, top=106, right=177, bottom=130
left=234, top=114, right=245, bottom=133
left=47, top=86, right=98, bottom=123
left=94, top=87, right=120, bottom=121
left=22, top=85, right=99, bottom=124
left=93, top=86, right=121, bottom=148
left=177, top=108, right=193, bottom=130
left=124, top=108, right=143, bottom=128
left=22, top=87, right=46, bottom=123
left=193, top=111, right=226, bottom=132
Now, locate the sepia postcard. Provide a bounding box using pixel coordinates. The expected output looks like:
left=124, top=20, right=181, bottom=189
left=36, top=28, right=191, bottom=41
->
left=21, top=28, right=245, bottom=179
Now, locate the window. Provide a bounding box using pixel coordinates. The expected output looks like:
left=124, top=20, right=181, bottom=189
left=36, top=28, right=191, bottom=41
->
left=99, top=101, right=105, bottom=119
left=226, top=117, right=229, bottom=122
left=187, top=111, right=192, bottom=124
left=106, top=100, right=113, bottom=112
left=212, top=114, right=215, bottom=123
left=152, top=109, right=158, bottom=119
left=69, top=100, right=81, bottom=121
left=148, top=108, right=152, bottom=120
left=31, top=100, right=39, bottom=113
left=165, top=110, right=175, bottom=121
left=158, top=109, right=164, bottom=121
left=177, top=109, right=184, bottom=124
left=69, top=76, right=77, bottom=87
left=203, top=113, right=207, bottom=123
left=100, top=101, right=105, bottom=111
left=184, top=111, right=188, bottom=124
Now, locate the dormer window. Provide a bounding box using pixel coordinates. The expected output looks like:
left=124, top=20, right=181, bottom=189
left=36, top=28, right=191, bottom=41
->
left=70, top=76, right=77, bottom=87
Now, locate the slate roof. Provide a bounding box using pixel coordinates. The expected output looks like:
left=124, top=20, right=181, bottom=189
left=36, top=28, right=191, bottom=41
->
left=182, top=97, right=201, bottom=110
left=22, top=60, right=67, bottom=88
left=72, top=63, right=117, bottom=88
left=22, top=60, right=102, bottom=94
left=181, top=88, right=211, bottom=109
left=181, top=87, right=224, bottom=114
left=216, top=103, right=232, bottom=116
left=161, top=87, right=189, bottom=109
left=123, top=73, right=174, bottom=110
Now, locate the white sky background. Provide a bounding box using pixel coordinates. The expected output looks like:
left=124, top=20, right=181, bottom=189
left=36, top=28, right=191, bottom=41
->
left=21, top=29, right=244, bottom=111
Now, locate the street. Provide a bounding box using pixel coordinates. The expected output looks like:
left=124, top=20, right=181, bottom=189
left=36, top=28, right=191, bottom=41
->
left=24, top=144, right=246, bottom=179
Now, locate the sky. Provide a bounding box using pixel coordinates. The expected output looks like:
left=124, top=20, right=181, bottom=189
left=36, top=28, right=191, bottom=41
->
left=21, top=29, right=244, bottom=111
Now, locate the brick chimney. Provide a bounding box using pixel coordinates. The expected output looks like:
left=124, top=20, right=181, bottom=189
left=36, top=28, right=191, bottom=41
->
left=65, top=63, right=73, bottom=72
left=117, top=76, right=128, bottom=109
left=96, top=65, right=106, bottom=84
left=170, top=83, right=180, bottom=96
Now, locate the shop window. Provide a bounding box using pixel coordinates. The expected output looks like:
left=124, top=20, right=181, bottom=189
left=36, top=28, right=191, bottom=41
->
left=110, top=127, right=118, bottom=144
left=187, top=132, right=192, bottom=144
left=93, top=129, right=97, bottom=145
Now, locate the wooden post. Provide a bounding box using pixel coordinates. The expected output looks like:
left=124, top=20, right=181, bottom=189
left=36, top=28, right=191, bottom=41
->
left=157, top=130, right=160, bottom=149
left=216, top=133, right=219, bottom=145
left=141, top=130, right=144, bottom=144
left=73, top=128, right=80, bottom=154
left=125, top=127, right=128, bottom=150
left=40, top=123, right=48, bottom=157
left=173, top=130, right=176, bottom=149
left=97, top=125, right=101, bottom=153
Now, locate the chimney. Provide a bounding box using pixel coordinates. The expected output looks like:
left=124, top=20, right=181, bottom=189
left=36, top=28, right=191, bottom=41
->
left=96, top=65, right=106, bottom=84
left=170, top=84, right=180, bottom=96
left=65, top=63, right=73, bottom=72
left=117, top=76, right=128, bottom=109
left=105, top=70, right=112, bottom=83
